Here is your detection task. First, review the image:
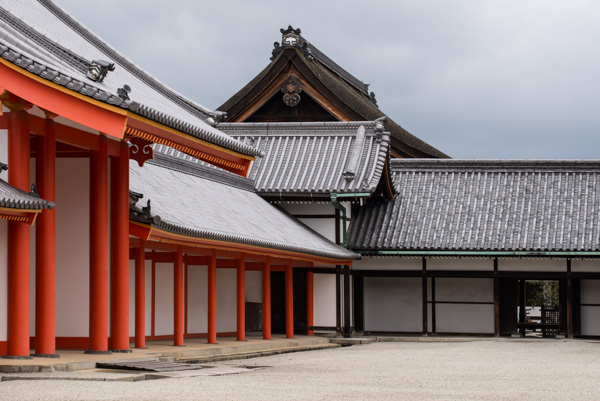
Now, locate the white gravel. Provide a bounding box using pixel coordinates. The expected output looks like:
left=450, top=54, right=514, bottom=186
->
left=1, top=339, right=600, bottom=400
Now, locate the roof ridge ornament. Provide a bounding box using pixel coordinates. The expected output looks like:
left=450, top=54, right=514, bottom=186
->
left=86, top=59, right=115, bottom=82
left=0, top=162, right=7, bottom=173
left=281, top=25, right=301, bottom=47
left=129, top=191, right=162, bottom=225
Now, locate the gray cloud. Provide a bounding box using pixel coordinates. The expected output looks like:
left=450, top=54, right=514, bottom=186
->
left=53, top=0, right=600, bottom=158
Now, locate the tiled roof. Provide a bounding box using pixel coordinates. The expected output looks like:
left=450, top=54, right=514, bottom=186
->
left=0, top=1, right=262, bottom=157
left=348, top=159, right=600, bottom=253
left=218, top=121, right=390, bottom=196
left=129, top=153, right=358, bottom=261
left=0, top=178, right=55, bottom=210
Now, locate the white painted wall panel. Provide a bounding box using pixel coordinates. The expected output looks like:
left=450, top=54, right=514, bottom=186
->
left=245, top=271, right=262, bottom=303
left=498, top=258, right=566, bottom=272
left=145, top=260, right=152, bottom=335
left=580, top=279, right=600, bottom=304
left=581, top=306, right=600, bottom=336
left=572, top=260, right=600, bottom=273
left=217, top=269, right=236, bottom=333
left=128, top=260, right=134, bottom=337
left=155, top=263, right=173, bottom=336
left=435, top=278, right=493, bottom=303
left=436, top=304, right=494, bottom=333
left=314, top=274, right=336, bottom=326
left=298, top=218, right=336, bottom=243
left=353, top=257, right=421, bottom=271
left=364, top=277, right=421, bottom=332
left=127, top=259, right=154, bottom=337
left=0, top=220, right=7, bottom=341
left=187, top=266, right=207, bottom=334
left=428, top=258, right=493, bottom=271
left=55, top=159, right=89, bottom=337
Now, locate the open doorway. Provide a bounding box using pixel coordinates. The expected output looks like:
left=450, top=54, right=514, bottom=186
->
left=270, top=270, right=307, bottom=334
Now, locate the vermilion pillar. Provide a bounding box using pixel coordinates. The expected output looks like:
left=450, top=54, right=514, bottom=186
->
left=88, top=134, right=110, bottom=354
left=110, top=141, right=130, bottom=352
left=285, top=261, right=294, bottom=339
left=174, top=247, right=184, bottom=346
left=6, top=108, right=31, bottom=358
left=307, top=270, right=314, bottom=336
left=34, top=114, right=57, bottom=357
left=262, top=257, right=271, bottom=340
left=135, top=241, right=146, bottom=349
left=236, top=255, right=245, bottom=341
left=207, top=250, right=217, bottom=344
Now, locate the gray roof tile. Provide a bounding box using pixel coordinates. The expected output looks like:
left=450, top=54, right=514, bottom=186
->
left=349, top=159, right=600, bottom=252
left=218, top=121, right=390, bottom=195
left=0, top=178, right=55, bottom=210
left=129, top=156, right=358, bottom=261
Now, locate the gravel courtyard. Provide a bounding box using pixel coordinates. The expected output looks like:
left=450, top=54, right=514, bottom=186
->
left=1, top=339, right=600, bottom=400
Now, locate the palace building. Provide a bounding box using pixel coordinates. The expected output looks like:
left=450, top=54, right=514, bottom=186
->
left=1, top=1, right=599, bottom=360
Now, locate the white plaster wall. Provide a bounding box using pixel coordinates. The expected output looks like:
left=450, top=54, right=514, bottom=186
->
left=436, top=304, right=494, bottom=333
left=0, top=220, right=7, bottom=341
left=364, top=277, right=421, bottom=332
left=297, top=218, right=336, bottom=243
left=187, top=265, right=207, bottom=334
left=572, top=260, right=600, bottom=273
left=498, top=258, right=566, bottom=272
left=427, top=258, right=493, bottom=271
left=314, top=274, right=336, bottom=326
left=281, top=203, right=338, bottom=243
left=145, top=260, right=152, bottom=335
left=353, top=257, right=421, bottom=271
left=580, top=279, right=600, bottom=304
left=55, top=159, right=90, bottom=337
left=127, top=259, right=153, bottom=337
left=435, top=278, right=494, bottom=303
left=128, top=261, right=134, bottom=337
left=245, top=271, right=262, bottom=303
left=154, top=263, right=173, bottom=336
left=217, top=269, right=237, bottom=333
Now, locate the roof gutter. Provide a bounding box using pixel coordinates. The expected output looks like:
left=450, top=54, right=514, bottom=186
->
left=358, top=250, right=600, bottom=257
left=331, top=192, right=372, bottom=248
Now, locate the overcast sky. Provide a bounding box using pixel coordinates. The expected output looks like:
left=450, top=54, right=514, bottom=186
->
left=53, top=0, right=600, bottom=159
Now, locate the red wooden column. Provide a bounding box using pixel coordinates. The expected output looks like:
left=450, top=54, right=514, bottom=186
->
left=88, top=134, right=110, bottom=354
left=236, top=255, right=246, bottom=341
left=6, top=106, right=32, bottom=358
left=262, top=257, right=271, bottom=340
left=285, top=261, right=294, bottom=339
left=207, top=250, right=217, bottom=344
left=174, top=247, right=184, bottom=346
left=307, top=270, right=314, bottom=336
left=34, top=113, right=57, bottom=357
left=110, top=141, right=130, bottom=352
left=135, top=241, right=146, bottom=349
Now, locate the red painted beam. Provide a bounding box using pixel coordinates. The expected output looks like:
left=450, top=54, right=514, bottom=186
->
left=135, top=241, right=146, bottom=349
left=35, top=116, right=57, bottom=357
left=110, top=141, right=130, bottom=352
left=237, top=255, right=245, bottom=341
left=174, top=247, right=184, bottom=346
left=207, top=250, right=217, bottom=344
left=88, top=134, right=109, bottom=353
left=7, top=109, right=31, bottom=358
left=262, top=257, right=271, bottom=340
left=286, top=261, right=294, bottom=339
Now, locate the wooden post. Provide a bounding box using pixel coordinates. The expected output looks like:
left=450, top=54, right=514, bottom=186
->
left=431, top=277, right=436, bottom=334
left=237, top=255, right=246, bottom=341
left=493, top=258, right=500, bottom=337
left=519, top=279, right=526, bottom=336
left=285, top=261, right=294, bottom=339
left=567, top=259, right=573, bottom=339
left=343, top=265, right=351, bottom=337
left=262, top=257, right=271, bottom=340
left=335, top=265, right=341, bottom=334
left=135, top=241, right=146, bottom=348
left=88, top=134, right=110, bottom=354
left=110, top=141, right=130, bottom=352
left=6, top=108, right=31, bottom=358
left=422, top=258, right=428, bottom=335
left=34, top=114, right=57, bottom=357
left=174, top=247, right=184, bottom=346
left=207, top=250, right=217, bottom=344
left=307, top=270, right=314, bottom=336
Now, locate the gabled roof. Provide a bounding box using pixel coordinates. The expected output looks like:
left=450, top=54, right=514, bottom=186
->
left=218, top=121, right=393, bottom=198
left=0, top=178, right=54, bottom=211
left=0, top=1, right=262, bottom=170
left=218, top=26, right=448, bottom=159
left=129, top=151, right=358, bottom=263
left=348, top=159, right=600, bottom=254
